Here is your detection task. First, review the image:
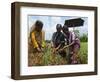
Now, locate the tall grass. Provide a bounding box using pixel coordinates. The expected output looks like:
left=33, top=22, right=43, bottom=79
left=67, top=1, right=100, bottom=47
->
left=42, top=45, right=67, bottom=65
left=78, top=42, right=88, bottom=64
left=28, top=42, right=88, bottom=66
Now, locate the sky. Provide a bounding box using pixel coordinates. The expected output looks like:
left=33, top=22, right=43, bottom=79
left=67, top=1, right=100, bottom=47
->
left=28, top=15, right=88, bottom=40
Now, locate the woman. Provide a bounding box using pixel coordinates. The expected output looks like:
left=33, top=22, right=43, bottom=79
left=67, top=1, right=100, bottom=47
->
left=29, top=20, right=45, bottom=53
left=62, top=25, right=80, bottom=64
left=52, top=24, right=66, bottom=57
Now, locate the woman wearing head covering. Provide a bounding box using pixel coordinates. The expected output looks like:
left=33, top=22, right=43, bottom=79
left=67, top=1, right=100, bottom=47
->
left=52, top=24, right=66, bottom=57
left=29, top=20, right=45, bottom=53
left=62, top=25, right=80, bottom=64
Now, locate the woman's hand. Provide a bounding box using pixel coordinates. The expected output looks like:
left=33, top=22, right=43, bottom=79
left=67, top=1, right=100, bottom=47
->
left=37, top=47, right=42, bottom=52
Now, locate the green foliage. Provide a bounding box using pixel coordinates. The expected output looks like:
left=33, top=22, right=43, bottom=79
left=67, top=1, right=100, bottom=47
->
left=42, top=42, right=88, bottom=65
left=78, top=42, right=88, bottom=64
left=28, top=42, right=88, bottom=66
left=80, top=33, right=88, bottom=42
left=42, top=45, right=67, bottom=65
left=42, top=46, right=51, bottom=65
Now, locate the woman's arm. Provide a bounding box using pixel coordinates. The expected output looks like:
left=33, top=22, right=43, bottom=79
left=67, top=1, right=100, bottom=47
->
left=31, top=32, right=39, bottom=48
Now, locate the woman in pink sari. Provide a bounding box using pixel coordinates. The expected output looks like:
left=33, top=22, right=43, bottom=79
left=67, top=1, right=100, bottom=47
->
left=62, top=25, right=80, bottom=64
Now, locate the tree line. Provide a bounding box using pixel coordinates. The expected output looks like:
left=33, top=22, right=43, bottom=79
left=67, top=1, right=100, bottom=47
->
left=73, top=30, right=88, bottom=42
